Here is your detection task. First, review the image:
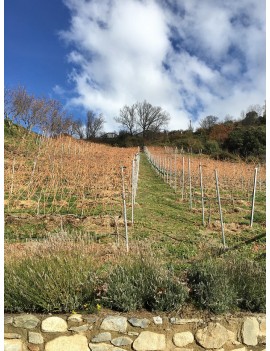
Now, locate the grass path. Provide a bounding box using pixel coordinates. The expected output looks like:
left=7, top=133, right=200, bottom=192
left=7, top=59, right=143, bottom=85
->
left=130, top=153, right=205, bottom=267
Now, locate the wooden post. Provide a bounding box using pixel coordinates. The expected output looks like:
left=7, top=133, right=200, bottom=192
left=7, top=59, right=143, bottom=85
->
left=250, top=167, right=258, bottom=227
left=121, top=166, right=129, bottom=252
left=182, top=156, right=185, bottom=201
left=131, top=158, right=135, bottom=225
left=215, top=169, right=226, bottom=249
left=199, top=163, right=205, bottom=226
left=174, top=150, right=177, bottom=192
left=188, top=158, right=192, bottom=209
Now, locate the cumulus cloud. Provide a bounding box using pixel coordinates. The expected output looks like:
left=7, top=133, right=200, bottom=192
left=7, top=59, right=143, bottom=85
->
left=58, top=0, right=265, bottom=131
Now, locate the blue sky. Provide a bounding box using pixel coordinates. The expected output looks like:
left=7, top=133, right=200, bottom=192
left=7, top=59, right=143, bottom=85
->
left=5, top=0, right=266, bottom=131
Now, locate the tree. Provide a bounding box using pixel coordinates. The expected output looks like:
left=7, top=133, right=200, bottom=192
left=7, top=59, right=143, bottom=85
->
left=115, top=104, right=137, bottom=135
left=86, top=110, right=105, bottom=138
left=72, top=119, right=85, bottom=139
left=135, top=100, right=170, bottom=137
left=199, top=115, right=218, bottom=130
left=241, top=111, right=258, bottom=126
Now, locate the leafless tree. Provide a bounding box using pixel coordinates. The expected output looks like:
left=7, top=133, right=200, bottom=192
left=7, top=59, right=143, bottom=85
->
left=72, top=119, right=86, bottom=139
left=86, top=110, right=105, bottom=138
left=135, top=100, right=170, bottom=137
left=199, top=115, right=218, bottom=130
left=114, top=104, right=137, bottom=135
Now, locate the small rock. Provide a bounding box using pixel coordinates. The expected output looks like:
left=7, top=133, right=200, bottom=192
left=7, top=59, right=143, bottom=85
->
left=153, top=316, right=163, bottom=325
left=91, top=332, right=112, bottom=343
left=69, top=324, right=92, bottom=333
left=4, top=316, right=13, bottom=324
left=128, top=332, right=140, bottom=336
left=128, top=317, right=150, bottom=328
left=173, top=332, right=194, bottom=347
left=41, top=317, right=68, bottom=332
left=241, top=317, right=260, bottom=346
left=83, top=316, right=98, bottom=324
left=257, top=316, right=266, bottom=337
left=111, top=336, right=133, bottom=346
left=195, top=322, right=229, bottom=349
left=4, top=333, right=22, bottom=339
left=170, top=318, right=203, bottom=325
left=13, top=315, right=40, bottom=329
left=68, top=314, right=83, bottom=323
left=28, top=344, right=40, bottom=351
left=28, top=332, right=44, bottom=344
left=100, top=316, right=127, bottom=333
left=89, top=343, right=126, bottom=351
left=45, top=335, right=89, bottom=351
left=4, top=339, right=24, bottom=351
left=231, top=348, right=247, bottom=351
left=133, top=331, right=166, bottom=351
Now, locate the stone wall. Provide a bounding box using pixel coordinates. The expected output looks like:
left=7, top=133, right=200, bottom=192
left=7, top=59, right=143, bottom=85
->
left=4, top=313, right=266, bottom=351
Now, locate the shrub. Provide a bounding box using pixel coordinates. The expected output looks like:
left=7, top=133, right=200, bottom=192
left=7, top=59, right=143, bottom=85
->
left=229, top=257, right=266, bottom=312
left=187, top=255, right=266, bottom=314
left=187, top=258, right=237, bottom=314
left=5, top=253, right=96, bottom=313
left=102, top=258, right=188, bottom=312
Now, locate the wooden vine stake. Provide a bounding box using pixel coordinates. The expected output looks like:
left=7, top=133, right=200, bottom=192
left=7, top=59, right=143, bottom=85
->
left=181, top=156, right=185, bottom=201
left=131, top=158, right=135, bottom=225
left=121, top=166, right=129, bottom=252
left=215, top=169, right=226, bottom=249
left=199, top=163, right=205, bottom=226
left=188, top=157, right=192, bottom=209
left=250, top=167, right=258, bottom=227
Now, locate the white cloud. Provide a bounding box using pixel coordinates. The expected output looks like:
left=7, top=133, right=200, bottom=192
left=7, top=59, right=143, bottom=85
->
left=58, top=0, right=265, bottom=131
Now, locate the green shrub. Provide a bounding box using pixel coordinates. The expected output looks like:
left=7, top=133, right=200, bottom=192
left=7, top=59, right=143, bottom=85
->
left=5, top=253, right=96, bottom=313
left=187, top=255, right=266, bottom=314
left=102, top=258, right=188, bottom=312
left=187, top=258, right=237, bottom=314
left=229, top=257, right=266, bottom=312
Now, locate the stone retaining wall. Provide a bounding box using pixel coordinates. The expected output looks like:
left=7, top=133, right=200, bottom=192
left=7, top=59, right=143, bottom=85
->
left=4, top=313, right=266, bottom=351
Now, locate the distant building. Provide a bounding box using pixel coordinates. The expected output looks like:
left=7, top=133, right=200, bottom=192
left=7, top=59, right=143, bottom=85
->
left=101, top=132, right=118, bottom=138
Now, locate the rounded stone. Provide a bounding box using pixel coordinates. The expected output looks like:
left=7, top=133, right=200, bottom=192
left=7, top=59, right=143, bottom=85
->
left=28, top=332, right=44, bottom=344
left=195, top=322, right=229, bottom=349
left=13, top=314, right=40, bottom=329
left=133, top=331, right=166, bottom=351
left=173, top=332, right=194, bottom=347
left=41, top=317, right=68, bottom=332
left=241, top=317, right=260, bottom=346
left=100, top=316, right=127, bottom=332
left=45, top=335, right=88, bottom=351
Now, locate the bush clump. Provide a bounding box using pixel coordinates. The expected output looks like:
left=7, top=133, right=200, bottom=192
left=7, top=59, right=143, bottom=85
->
left=5, top=253, right=96, bottom=313
left=101, top=258, right=188, bottom=312
left=187, top=254, right=266, bottom=314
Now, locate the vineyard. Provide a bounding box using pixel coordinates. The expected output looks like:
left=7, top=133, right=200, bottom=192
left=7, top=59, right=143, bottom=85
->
left=4, top=125, right=139, bottom=242
left=4, top=123, right=266, bottom=314
left=144, top=146, right=266, bottom=247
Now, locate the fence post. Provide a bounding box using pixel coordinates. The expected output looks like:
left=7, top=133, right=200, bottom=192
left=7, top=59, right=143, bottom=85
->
left=215, top=169, right=226, bottom=249
left=250, top=167, right=258, bottom=227
left=121, top=166, right=129, bottom=253
left=182, top=156, right=185, bottom=201
left=188, top=158, right=192, bottom=209
left=199, top=163, right=205, bottom=226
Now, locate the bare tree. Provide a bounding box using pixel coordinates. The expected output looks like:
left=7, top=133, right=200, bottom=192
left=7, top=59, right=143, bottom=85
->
left=199, top=115, right=218, bottom=130
left=135, top=100, right=170, bottom=137
left=86, top=110, right=105, bottom=138
left=115, top=104, right=137, bottom=135
left=71, top=119, right=85, bottom=139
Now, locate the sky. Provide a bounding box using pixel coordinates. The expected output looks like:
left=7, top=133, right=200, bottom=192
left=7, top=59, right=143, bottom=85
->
left=4, top=0, right=266, bottom=132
